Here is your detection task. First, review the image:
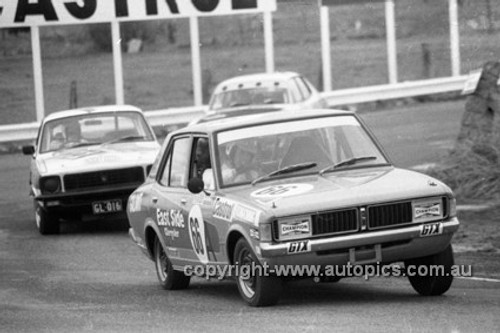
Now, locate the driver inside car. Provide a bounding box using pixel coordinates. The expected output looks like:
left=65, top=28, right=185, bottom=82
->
left=225, top=141, right=260, bottom=184
left=195, top=138, right=214, bottom=190
left=64, top=122, right=83, bottom=146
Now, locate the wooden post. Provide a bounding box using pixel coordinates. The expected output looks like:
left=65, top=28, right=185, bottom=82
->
left=421, top=43, right=432, bottom=79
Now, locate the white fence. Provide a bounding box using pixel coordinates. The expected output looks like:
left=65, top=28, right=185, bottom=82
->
left=0, top=75, right=468, bottom=143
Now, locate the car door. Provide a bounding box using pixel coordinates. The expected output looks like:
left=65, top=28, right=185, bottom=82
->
left=152, top=134, right=222, bottom=268
left=151, top=135, right=196, bottom=266
left=187, top=136, right=224, bottom=266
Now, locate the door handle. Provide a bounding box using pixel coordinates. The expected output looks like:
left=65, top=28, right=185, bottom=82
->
left=180, top=198, right=187, bottom=205
left=152, top=197, right=158, bottom=204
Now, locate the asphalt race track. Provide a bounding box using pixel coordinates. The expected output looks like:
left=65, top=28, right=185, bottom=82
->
left=1, top=101, right=499, bottom=332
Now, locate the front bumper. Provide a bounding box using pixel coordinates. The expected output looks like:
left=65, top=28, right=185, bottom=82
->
left=34, top=184, right=140, bottom=220
left=259, top=218, right=459, bottom=267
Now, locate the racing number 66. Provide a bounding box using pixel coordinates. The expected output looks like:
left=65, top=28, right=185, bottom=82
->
left=188, top=205, right=209, bottom=264
left=190, top=217, right=204, bottom=255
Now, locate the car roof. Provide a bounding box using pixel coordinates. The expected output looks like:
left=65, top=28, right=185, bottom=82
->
left=181, top=108, right=354, bottom=135
left=212, top=71, right=301, bottom=93
left=43, top=105, right=143, bottom=122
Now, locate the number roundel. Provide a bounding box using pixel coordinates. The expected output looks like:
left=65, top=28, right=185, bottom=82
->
left=188, top=205, right=208, bottom=264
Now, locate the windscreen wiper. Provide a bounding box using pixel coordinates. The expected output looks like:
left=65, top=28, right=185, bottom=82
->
left=319, top=156, right=377, bottom=176
left=65, top=142, right=98, bottom=149
left=103, top=135, right=147, bottom=145
left=251, top=162, right=317, bottom=186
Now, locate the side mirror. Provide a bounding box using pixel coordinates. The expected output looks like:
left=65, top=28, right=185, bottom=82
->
left=22, top=145, right=35, bottom=155
left=188, top=177, right=205, bottom=194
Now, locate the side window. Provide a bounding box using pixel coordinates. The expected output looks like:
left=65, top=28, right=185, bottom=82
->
left=303, top=77, right=318, bottom=93
left=158, top=149, right=172, bottom=186
left=295, top=77, right=312, bottom=100
left=158, top=137, right=191, bottom=187
left=191, top=138, right=211, bottom=179
left=288, top=80, right=303, bottom=103
left=191, top=137, right=214, bottom=190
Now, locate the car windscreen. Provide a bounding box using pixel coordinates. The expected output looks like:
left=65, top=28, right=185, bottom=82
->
left=39, top=111, right=155, bottom=153
left=215, top=115, right=388, bottom=187
left=209, top=87, right=289, bottom=111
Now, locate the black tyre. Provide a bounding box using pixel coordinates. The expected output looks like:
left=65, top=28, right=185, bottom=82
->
left=35, top=202, right=59, bottom=235
left=154, top=237, right=190, bottom=290
left=405, top=244, right=454, bottom=296
left=233, top=238, right=282, bottom=306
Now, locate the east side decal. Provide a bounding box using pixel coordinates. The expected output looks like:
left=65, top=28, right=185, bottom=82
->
left=156, top=208, right=185, bottom=228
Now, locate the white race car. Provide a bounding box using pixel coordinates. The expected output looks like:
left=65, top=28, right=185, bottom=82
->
left=128, top=108, right=459, bottom=306
left=23, top=105, right=160, bottom=235
left=191, top=71, right=329, bottom=124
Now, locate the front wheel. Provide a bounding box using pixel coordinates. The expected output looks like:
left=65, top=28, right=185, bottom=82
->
left=35, top=202, right=59, bottom=235
left=233, top=238, right=282, bottom=306
left=154, top=237, right=190, bottom=290
left=405, top=244, right=454, bottom=296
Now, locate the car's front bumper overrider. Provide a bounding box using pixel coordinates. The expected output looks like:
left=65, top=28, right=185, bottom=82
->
left=259, top=218, right=459, bottom=266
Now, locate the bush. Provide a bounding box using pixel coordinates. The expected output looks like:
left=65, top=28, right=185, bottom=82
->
left=427, top=143, right=500, bottom=201
left=88, top=21, right=162, bottom=52
left=88, top=23, right=112, bottom=52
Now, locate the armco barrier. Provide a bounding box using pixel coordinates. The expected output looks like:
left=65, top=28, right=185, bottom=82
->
left=0, top=75, right=468, bottom=143
left=321, top=75, right=468, bottom=106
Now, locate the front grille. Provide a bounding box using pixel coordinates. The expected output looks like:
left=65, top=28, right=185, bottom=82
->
left=312, top=209, right=358, bottom=236
left=368, top=201, right=412, bottom=229
left=64, top=167, right=144, bottom=192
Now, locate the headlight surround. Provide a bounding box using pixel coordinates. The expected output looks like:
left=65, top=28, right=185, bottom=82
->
left=449, top=196, right=457, bottom=218
left=258, top=224, right=272, bottom=242
left=412, top=197, right=444, bottom=223
left=276, top=215, right=312, bottom=241
left=40, top=176, right=61, bottom=194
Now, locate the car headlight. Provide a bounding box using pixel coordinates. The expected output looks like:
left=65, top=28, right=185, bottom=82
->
left=275, top=215, right=312, bottom=241
left=40, top=176, right=61, bottom=194
left=412, top=197, right=444, bottom=223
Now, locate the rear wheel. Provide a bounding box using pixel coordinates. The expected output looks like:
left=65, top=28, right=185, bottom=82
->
left=35, top=202, right=59, bottom=235
left=154, top=236, right=190, bottom=290
left=405, top=244, right=454, bottom=296
left=233, top=238, right=282, bottom=306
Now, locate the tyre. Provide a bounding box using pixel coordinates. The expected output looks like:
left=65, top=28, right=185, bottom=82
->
left=154, top=236, right=190, bottom=290
left=35, top=202, right=59, bottom=235
left=405, top=244, right=454, bottom=296
left=233, top=238, right=282, bottom=306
